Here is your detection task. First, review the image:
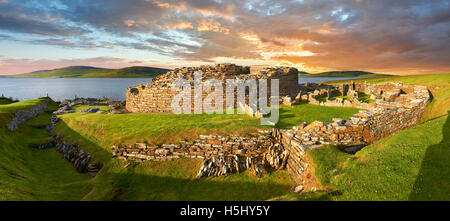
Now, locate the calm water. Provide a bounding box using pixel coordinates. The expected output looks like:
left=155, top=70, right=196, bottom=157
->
left=0, top=76, right=373, bottom=101
left=0, top=78, right=152, bottom=101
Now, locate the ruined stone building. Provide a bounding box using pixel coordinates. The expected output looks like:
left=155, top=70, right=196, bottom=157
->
left=126, top=64, right=299, bottom=113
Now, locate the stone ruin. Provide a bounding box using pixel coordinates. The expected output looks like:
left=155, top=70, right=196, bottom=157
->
left=125, top=63, right=299, bottom=113
left=120, top=64, right=432, bottom=190
left=279, top=81, right=431, bottom=183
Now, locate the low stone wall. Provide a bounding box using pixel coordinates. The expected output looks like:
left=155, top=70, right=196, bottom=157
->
left=7, top=100, right=49, bottom=131
left=54, top=134, right=100, bottom=174
left=112, top=132, right=290, bottom=178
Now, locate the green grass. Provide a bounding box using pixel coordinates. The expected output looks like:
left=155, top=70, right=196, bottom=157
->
left=71, top=104, right=110, bottom=112
left=357, top=93, right=374, bottom=103
left=275, top=104, right=359, bottom=129
left=5, top=66, right=170, bottom=78
left=0, top=98, right=91, bottom=200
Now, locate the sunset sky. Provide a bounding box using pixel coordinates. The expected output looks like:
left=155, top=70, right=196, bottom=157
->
left=0, top=0, right=449, bottom=75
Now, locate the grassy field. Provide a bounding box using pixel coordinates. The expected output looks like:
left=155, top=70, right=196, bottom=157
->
left=0, top=98, right=92, bottom=200
left=5, top=66, right=170, bottom=78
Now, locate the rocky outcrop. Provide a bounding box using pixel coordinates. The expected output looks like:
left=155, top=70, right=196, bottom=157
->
left=7, top=100, right=49, bottom=131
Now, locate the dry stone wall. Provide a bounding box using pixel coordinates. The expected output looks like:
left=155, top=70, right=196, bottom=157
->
left=112, top=131, right=289, bottom=178
left=7, top=100, right=49, bottom=131
left=285, top=82, right=431, bottom=149
left=126, top=64, right=299, bottom=113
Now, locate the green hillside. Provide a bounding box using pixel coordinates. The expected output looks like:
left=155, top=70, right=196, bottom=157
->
left=301, top=71, right=391, bottom=78
left=0, top=98, right=92, bottom=200
left=5, top=66, right=170, bottom=78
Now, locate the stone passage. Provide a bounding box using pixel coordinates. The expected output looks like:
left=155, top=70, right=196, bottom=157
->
left=126, top=63, right=299, bottom=113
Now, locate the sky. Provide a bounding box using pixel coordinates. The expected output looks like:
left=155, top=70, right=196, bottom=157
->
left=0, top=0, right=449, bottom=75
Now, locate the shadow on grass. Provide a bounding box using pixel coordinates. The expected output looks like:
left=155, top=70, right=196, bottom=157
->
left=275, top=106, right=298, bottom=129
left=409, top=111, right=450, bottom=200
left=55, top=119, right=112, bottom=164
left=103, top=172, right=293, bottom=201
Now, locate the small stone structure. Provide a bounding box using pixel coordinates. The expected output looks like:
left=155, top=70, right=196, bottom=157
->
left=126, top=64, right=299, bottom=113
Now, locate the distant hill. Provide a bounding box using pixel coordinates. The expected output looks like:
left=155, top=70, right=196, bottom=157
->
left=298, top=71, right=310, bottom=75
left=303, top=71, right=392, bottom=78
left=4, top=66, right=171, bottom=78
